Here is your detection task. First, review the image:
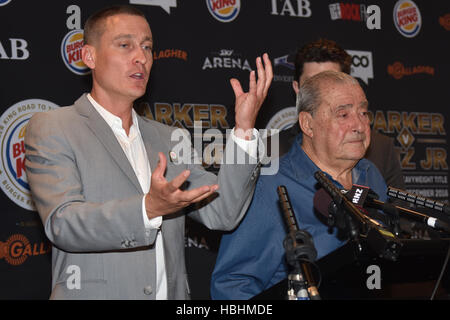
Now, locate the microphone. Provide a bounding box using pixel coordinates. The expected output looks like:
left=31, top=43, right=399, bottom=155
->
left=345, top=184, right=401, bottom=236
left=277, top=185, right=321, bottom=300
left=387, top=187, right=450, bottom=216
left=351, top=184, right=450, bottom=233
left=313, top=171, right=375, bottom=227
left=314, top=171, right=402, bottom=261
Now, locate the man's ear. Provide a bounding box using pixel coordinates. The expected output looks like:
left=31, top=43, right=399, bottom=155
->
left=292, top=80, right=299, bottom=94
left=299, top=111, right=314, bottom=138
left=81, top=45, right=95, bottom=69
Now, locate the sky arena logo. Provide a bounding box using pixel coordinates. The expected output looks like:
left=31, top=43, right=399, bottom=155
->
left=202, top=49, right=252, bottom=71
left=61, top=29, right=90, bottom=75
left=0, top=99, right=59, bottom=210
left=206, top=0, right=240, bottom=23
left=393, top=0, right=421, bottom=38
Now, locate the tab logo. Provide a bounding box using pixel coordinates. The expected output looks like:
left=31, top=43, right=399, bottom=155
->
left=0, top=38, right=30, bottom=60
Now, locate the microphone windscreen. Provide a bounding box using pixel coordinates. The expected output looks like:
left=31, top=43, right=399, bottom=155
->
left=313, top=188, right=333, bottom=218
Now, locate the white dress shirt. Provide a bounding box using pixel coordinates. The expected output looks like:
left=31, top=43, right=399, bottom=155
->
left=87, top=93, right=258, bottom=299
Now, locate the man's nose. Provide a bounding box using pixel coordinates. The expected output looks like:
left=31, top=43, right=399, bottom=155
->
left=352, top=112, right=369, bottom=133
left=134, top=47, right=148, bottom=65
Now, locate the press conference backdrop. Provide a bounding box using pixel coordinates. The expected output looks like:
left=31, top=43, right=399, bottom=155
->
left=0, top=0, right=448, bottom=299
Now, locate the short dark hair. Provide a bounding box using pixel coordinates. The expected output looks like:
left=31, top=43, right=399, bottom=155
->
left=84, top=5, right=146, bottom=45
left=294, top=39, right=351, bottom=81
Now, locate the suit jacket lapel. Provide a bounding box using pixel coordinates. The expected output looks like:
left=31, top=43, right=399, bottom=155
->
left=74, top=94, right=143, bottom=193
left=137, top=116, right=161, bottom=175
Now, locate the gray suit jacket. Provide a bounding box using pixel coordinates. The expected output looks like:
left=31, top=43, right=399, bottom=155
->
left=25, top=94, right=260, bottom=299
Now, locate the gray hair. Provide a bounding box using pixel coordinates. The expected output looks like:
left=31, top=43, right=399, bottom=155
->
left=296, top=70, right=359, bottom=116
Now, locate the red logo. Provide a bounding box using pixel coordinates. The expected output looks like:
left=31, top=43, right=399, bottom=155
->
left=387, top=61, right=434, bottom=80
left=0, top=234, right=51, bottom=266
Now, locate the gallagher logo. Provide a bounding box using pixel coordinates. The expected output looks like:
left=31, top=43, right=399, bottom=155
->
left=206, top=0, right=240, bottom=23
left=61, top=29, right=90, bottom=75
left=0, top=99, right=59, bottom=211
left=387, top=61, right=434, bottom=80
left=153, top=49, right=188, bottom=61
left=0, top=234, right=51, bottom=266
left=393, top=0, right=422, bottom=38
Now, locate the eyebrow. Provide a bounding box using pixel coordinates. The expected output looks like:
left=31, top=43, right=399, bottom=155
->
left=112, top=34, right=153, bottom=43
left=334, top=104, right=352, bottom=112
left=335, top=101, right=369, bottom=112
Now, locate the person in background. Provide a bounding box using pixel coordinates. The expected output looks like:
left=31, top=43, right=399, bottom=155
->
left=278, top=39, right=405, bottom=189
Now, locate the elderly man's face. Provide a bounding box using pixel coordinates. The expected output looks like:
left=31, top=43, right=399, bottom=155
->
left=310, top=81, right=371, bottom=164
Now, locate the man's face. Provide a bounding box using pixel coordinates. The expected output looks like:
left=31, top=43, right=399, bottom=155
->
left=293, top=61, right=341, bottom=93
left=308, top=81, right=371, bottom=165
left=86, top=14, right=153, bottom=102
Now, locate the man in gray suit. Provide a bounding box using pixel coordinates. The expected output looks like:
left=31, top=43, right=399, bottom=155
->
left=25, top=5, right=272, bottom=299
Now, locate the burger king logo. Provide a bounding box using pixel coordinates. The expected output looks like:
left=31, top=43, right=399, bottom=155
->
left=61, top=29, right=90, bottom=75
left=0, top=0, right=12, bottom=6
left=0, top=99, right=59, bottom=211
left=206, top=0, right=240, bottom=23
left=393, top=0, right=422, bottom=38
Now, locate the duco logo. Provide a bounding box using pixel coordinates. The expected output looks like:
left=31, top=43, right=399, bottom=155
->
left=346, top=50, right=374, bottom=85
left=352, top=55, right=370, bottom=67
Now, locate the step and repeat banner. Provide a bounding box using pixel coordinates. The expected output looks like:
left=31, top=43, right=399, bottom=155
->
left=0, top=0, right=448, bottom=299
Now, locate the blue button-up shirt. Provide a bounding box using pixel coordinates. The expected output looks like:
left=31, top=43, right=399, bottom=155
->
left=211, top=134, right=388, bottom=300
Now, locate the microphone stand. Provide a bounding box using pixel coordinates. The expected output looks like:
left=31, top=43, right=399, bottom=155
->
left=277, top=186, right=321, bottom=300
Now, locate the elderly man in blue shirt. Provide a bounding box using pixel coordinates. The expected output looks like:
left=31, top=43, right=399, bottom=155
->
left=211, top=70, right=388, bottom=300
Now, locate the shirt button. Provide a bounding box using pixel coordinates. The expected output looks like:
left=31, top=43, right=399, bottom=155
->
left=143, top=285, right=152, bottom=295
